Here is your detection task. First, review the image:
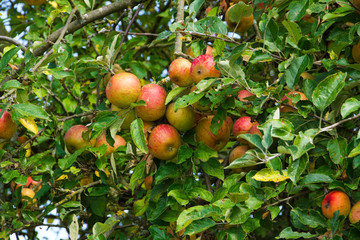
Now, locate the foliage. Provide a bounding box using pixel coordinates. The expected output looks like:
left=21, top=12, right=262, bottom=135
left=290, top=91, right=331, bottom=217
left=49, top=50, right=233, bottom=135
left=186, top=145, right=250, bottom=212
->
left=1, top=0, right=360, bottom=239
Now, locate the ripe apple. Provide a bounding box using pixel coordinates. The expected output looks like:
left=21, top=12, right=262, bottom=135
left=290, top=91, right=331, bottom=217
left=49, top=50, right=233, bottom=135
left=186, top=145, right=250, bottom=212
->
left=64, top=125, right=95, bottom=153
left=21, top=188, right=36, bottom=206
left=111, top=105, right=136, bottom=130
left=352, top=42, right=360, bottom=63
left=168, top=58, right=194, bottom=87
left=95, top=132, right=126, bottom=156
left=0, top=109, right=17, bottom=140
left=280, top=91, right=308, bottom=113
left=106, top=72, right=142, bottom=108
left=349, top=200, right=360, bottom=224
left=165, top=103, right=195, bottom=132
left=135, top=84, right=167, bottom=121
left=148, top=124, right=181, bottom=160
left=226, top=116, right=234, bottom=131
left=232, top=116, right=253, bottom=140
left=238, top=89, right=254, bottom=102
left=185, top=45, right=213, bottom=58
left=195, top=116, right=230, bottom=151
left=229, top=145, right=250, bottom=173
left=24, top=0, right=47, bottom=5
left=225, top=5, right=254, bottom=33
left=321, top=190, right=351, bottom=219
left=144, top=176, right=153, bottom=190
left=190, top=55, right=221, bottom=83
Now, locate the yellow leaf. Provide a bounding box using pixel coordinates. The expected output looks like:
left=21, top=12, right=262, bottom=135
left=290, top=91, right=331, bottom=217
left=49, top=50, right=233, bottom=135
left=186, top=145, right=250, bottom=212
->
left=19, top=118, right=39, bottom=134
left=56, top=174, right=68, bottom=181
left=48, top=1, right=58, bottom=8
left=25, top=143, right=31, bottom=158
left=116, top=210, right=126, bottom=216
left=252, top=168, right=289, bottom=183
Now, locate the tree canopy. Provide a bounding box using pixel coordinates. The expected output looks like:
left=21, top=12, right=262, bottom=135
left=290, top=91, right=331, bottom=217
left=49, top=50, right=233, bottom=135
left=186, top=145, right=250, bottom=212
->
left=1, top=0, right=360, bottom=239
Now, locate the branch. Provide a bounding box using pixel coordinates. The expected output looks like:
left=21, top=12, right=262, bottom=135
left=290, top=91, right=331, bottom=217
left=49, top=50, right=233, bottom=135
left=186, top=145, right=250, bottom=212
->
left=0, top=36, right=27, bottom=52
left=57, top=110, right=98, bottom=122
left=318, top=112, right=360, bottom=133
left=174, top=0, right=185, bottom=55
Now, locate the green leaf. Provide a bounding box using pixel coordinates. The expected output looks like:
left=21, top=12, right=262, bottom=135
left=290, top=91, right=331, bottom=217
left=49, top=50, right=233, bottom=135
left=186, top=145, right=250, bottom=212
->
left=227, top=2, right=253, bottom=22
left=200, top=158, right=224, bottom=180
left=177, top=144, right=193, bottom=164
left=175, top=92, right=205, bottom=110
left=165, top=86, right=188, bottom=105
left=189, top=0, right=205, bottom=18
left=129, top=161, right=146, bottom=191
left=300, top=173, right=333, bottom=184
left=290, top=208, right=327, bottom=228
left=217, top=60, right=245, bottom=80
left=312, top=72, right=347, bottom=112
left=282, top=20, right=302, bottom=45
left=92, top=217, right=119, bottom=239
left=287, top=0, right=308, bottom=22
left=283, top=55, right=309, bottom=89
left=130, top=119, right=148, bottom=154
left=183, top=218, right=216, bottom=236
left=150, top=31, right=173, bottom=46
left=340, top=98, right=360, bottom=118
left=1, top=80, right=22, bottom=90
left=193, top=17, right=227, bottom=35
left=276, top=227, right=318, bottom=239
left=349, top=143, right=360, bottom=158
left=268, top=206, right=281, bottom=220
left=227, top=192, right=249, bottom=203
left=211, top=187, right=228, bottom=203
left=69, top=214, right=79, bottom=240
left=12, top=103, right=49, bottom=120
left=237, top=134, right=264, bottom=151
left=259, top=119, right=295, bottom=141
left=168, top=189, right=189, bottom=205
left=61, top=201, right=81, bottom=208
left=225, top=150, right=258, bottom=169
left=134, top=193, right=150, bottom=216
left=149, top=226, right=170, bottom=240
left=194, top=142, right=218, bottom=162
left=288, top=154, right=308, bottom=184
left=58, top=149, right=85, bottom=170
left=289, top=129, right=316, bottom=160
left=327, top=138, right=347, bottom=165
left=155, top=162, right=181, bottom=182
left=190, top=187, right=213, bottom=202
left=0, top=46, right=22, bottom=73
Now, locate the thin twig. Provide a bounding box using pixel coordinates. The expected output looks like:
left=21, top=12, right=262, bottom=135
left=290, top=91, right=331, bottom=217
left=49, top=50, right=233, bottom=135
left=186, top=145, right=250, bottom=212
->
left=0, top=36, right=27, bottom=52
left=57, top=110, right=98, bottom=122
left=60, top=79, right=81, bottom=103
left=318, top=113, right=360, bottom=134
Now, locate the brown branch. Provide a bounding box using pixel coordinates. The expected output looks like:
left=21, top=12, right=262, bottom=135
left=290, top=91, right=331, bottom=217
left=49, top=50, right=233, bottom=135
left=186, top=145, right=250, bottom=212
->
left=318, top=112, right=360, bottom=133
left=347, top=0, right=360, bottom=12
left=112, top=3, right=144, bottom=64
left=57, top=110, right=98, bottom=122
left=13, top=127, right=47, bottom=156
left=0, top=36, right=27, bottom=52
left=203, top=172, right=212, bottom=192
left=174, top=0, right=185, bottom=55
left=60, top=79, right=81, bottom=103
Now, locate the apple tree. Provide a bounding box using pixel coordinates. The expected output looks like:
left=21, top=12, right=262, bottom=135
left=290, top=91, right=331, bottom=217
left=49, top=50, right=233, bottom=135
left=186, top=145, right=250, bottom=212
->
left=1, top=0, right=360, bottom=239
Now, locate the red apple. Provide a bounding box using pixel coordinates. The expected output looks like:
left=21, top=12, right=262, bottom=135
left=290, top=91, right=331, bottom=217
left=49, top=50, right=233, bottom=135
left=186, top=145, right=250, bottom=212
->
left=166, top=103, right=195, bottom=132
left=232, top=116, right=253, bottom=140
left=135, top=84, right=167, bottom=121
left=64, top=125, right=95, bottom=153
left=106, top=72, right=141, bottom=108
left=195, top=116, right=230, bottom=151
left=95, top=132, right=126, bottom=156
left=185, top=45, right=213, bottom=58
left=148, top=124, right=181, bottom=160
left=190, top=55, right=221, bottom=83
left=238, top=89, right=254, bottom=102
left=280, top=91, right=308, bottom=113
left=321, top=190, right=351, bottom=219
left=0, top=109, right=17, bottom=140
left=229, top=145, right=250, bottom=173
left=349, top=200, right=360, bottom=224
left=168, top=58, right=194, bottom=87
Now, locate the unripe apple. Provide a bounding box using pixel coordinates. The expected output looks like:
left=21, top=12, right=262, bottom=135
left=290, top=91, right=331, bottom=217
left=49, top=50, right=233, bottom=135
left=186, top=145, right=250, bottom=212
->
left=0, top=109, right=17, bottom=140
left=349, top=200, right=360, bottom=224
left=111, top=105, right=137, bottom=130
left=166, top=103, right=195, bottom=132
left=280, top=91, right=308, bottom=113
left=21, top=188, right=36, bottom=206
left=195, top=116, right=230, bottom=151
left=135, top=84, right=167, bottom=121
left=185, top=45, right=213, bottom=58
left=168, top=58, right=194, bottom=87
left=148, top=124, right=181, bottom=160
left=190, top=55, right=221, bottom=83
left=144, top=176, right=153, bottom=190
left=95, top=132, right=126, bottom=156
left=321, top=190, right=351, bottom=219
left=106, top=72, right=141, bottom=108
left=229, top=145, right=249, bottom=173
left=64, top=125, right=95, bottom=153
left=225, top=5, right=254, bottom=33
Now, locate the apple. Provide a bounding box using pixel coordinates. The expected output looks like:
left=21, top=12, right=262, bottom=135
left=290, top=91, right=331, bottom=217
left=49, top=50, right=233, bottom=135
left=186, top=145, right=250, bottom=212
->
left=349, top=200, right=360, bottom=224
left=229, top=145, right=250, bottom=173
left=135, top=84, right=167, bottom=121
left=190, top=55, right=221, bottom=84
left=280, top=91, right=308, bottom=113
left=168, top=58, right=194, bottom=87
left=144, top=176, right=153, bottom=190
left=148, top=124, right=181, bottom=160
left=64, top=125, right=95, bottom=153
left=24, top=0, right=47, bottom=5
left=238, top=89, right=254, bottom=102
left=95, top=132, right=126, bottom=156
left=106, top=72, right=142, bottom=108
left=0, top=109, right=17, bottom=140
left=226, top=116, right=234, bottom=131
left=195, top=116, right=230, bottom=151
left=185, top=45, right=213, bottom=58
left=165, top=103, right=195, bottom=132
left=225, top=5, right=254, bottom=33
left=111, top=105, right=137, bottom=130
left=352, top=42, right=360, bottom=64
left=21, top=188, right=36, bottom=206
left=321, top=190, right=351, bottom=219
left=232, top=116, right=253, bottom=140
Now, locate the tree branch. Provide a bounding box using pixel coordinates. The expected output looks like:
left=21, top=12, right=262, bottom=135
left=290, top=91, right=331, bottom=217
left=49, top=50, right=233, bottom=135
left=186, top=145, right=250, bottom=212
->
left=174, top=0, right=185, bottom=55
left=0, top=36, right=27, bottom=52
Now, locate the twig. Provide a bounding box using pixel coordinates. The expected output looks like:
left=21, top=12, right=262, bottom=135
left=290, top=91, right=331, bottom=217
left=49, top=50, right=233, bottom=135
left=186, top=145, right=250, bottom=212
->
left=57, top=110, right=98, bottom=122
left=0, top=89, right=16, bottom=100
left=174, top=0, right=185, bottom=55
left=0, top=36, right=27, bottom=52
left=60, top=79, right=81, bottom=103
left=13, top=127, right=47, bottom=156
left=318, top=113, right=360, bottom=134
left=203, top=172, right=212, bottom=192
left=112, top=3, right=144, bottom=64
left=174, top=51, right=194, bottom=61
left=67, top=0, right=82, bottom=21
left=253, top=19, right=262, bottom=40
left=347, top=0, right=360, bottom=12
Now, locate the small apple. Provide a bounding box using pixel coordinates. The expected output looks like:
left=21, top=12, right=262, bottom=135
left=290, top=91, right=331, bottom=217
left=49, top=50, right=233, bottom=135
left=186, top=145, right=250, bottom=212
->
left=148, top=124, right=181, bottom=160
left=0, top=109, right=17, bottom=140
left=229, top=145, right=250, bottom=173
left=111, top=105, right=137, bottom=130
left=225, top=5, right=254, bottom=33
left=321, top=190, right=351, bottom=219
left=135, top=84, right=167, bottom=121
left=168, top=58, right=194, bottom=87
left=64, top=125, right=95, bottom=153
left=21, top=188, right=36, bottom=206
left=165, top=103, right=195, bottom=132
left=185, top=45, right=213, bottom=58
left=190, top=55, right=221, bottom=83
left=144, top=176, right=153, bottom=190
left=349, top=200, right=360, bottom=224
left=106, top=72, right=142, bottom=108
left=280, top=91, right=308, bottom=113
left=95, top=132, right=126, bottom=156
left=195, top=116, right=230, bottom=151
